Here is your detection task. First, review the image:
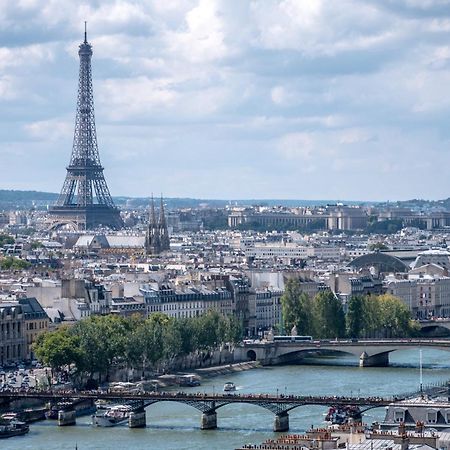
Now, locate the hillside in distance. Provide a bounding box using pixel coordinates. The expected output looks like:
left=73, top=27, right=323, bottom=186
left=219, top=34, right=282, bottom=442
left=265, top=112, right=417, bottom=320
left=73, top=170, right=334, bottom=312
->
left=0, top=189, right=372, bottom=210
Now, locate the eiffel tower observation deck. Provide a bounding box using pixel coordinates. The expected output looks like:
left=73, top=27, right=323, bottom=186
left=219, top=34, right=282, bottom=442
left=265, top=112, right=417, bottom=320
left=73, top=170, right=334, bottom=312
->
left=49, top=25, right=123, bottom=231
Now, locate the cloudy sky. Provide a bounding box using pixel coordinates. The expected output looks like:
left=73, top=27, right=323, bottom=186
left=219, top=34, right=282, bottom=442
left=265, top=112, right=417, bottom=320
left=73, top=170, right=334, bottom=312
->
left=1, top=0, right=450, bottom=201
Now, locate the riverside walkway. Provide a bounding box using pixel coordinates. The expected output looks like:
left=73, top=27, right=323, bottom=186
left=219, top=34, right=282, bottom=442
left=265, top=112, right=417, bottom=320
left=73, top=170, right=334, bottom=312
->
left=0, top=387, right=432, bottom=431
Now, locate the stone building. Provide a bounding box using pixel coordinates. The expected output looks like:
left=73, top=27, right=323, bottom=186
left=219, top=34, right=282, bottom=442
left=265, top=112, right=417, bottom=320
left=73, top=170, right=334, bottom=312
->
left=384, top=275, right=450, bottom=319
left=0, top=303, right=25, bottom=365
left=18, top=297, right=49, bottom=360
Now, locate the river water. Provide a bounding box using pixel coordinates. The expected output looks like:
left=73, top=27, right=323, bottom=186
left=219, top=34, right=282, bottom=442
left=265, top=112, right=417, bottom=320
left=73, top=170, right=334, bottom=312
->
left=5, top=349, right=450, bottom=450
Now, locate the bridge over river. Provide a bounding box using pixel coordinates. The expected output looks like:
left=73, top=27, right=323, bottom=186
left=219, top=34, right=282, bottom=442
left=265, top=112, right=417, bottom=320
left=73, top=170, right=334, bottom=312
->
left=236, top=338, right=450, bottom=367
left=0, top=388, right=423, bottom=431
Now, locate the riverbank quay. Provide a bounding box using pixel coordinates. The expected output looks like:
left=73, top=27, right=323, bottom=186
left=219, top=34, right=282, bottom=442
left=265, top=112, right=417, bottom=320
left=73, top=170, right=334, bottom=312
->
left=145, top=361, right=260, bottom=389
left=194, top=361, right=260, bottom=378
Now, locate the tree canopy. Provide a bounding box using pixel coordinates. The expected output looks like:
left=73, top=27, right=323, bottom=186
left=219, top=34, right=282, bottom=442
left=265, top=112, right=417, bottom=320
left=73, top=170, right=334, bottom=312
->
left=281, top=279, right=418, bottom=339
left=33, top=310, right=243, bottom=382
left=0, top=256, right=31, bottom=270
left=0, top=234, right=14, bottom=247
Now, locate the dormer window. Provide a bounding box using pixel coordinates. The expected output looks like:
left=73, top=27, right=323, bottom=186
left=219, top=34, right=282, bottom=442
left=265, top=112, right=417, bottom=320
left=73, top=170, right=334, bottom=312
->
left=445, top=410, right=450, bottom=423
left=394, top=409, right=405, bottom=422
left=427, top=410, right=437, bottom=424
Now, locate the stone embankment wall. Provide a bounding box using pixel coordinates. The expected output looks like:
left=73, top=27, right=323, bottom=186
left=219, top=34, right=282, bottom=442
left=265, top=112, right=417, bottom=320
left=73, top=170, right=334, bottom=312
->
left=111, top=346, right=248, bottom=382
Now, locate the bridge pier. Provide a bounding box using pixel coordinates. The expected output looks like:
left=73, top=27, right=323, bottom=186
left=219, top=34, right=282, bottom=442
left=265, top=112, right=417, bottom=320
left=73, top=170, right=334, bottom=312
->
left=359, top=351, right=389, bottom=367
left=200, top=411, right=217, bottom=430
left=128, top=409, right=146, bottom=428
left=58, top=409, right=76, bottom=426
left=273, top=412, right=289, bottom=432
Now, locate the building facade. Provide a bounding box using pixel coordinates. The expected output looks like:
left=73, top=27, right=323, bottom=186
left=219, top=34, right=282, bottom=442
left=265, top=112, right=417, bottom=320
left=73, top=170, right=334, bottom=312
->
left=18, top=298, right=49, bottom=360
left=0, top=303, right=26, bottom=365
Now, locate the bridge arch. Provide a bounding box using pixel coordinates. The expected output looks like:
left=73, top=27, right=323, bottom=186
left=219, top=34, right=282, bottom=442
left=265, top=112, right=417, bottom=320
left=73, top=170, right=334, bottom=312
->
left=420, top=324, right=450, bottom=337
left=49, top=220, right=79, bottom=232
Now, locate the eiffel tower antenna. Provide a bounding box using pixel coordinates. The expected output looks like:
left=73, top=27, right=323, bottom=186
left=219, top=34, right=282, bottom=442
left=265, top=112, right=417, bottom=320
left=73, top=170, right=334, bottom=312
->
left=49, top=25, right=123, bottom=230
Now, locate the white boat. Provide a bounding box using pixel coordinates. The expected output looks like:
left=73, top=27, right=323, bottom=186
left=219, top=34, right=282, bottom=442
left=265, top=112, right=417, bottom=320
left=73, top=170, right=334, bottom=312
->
left=92, top=405, right=133, bottom=427
left=223, top=382, right=236, bottom=392
left=94, top=399, right=113, bottom=411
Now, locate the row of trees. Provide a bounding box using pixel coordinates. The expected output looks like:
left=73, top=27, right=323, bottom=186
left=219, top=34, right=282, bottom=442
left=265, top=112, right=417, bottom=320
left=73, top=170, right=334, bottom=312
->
left=34, top=311, right=242, bottom=381
left=281, top=279, right=419, bottom=339
left=0, top=256, right=31, bottom=270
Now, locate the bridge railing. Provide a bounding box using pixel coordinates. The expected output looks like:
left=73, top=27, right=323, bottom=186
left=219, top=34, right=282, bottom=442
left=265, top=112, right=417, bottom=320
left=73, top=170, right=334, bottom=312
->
left=394, top=380, right=449, bottom=400
left=0, top=388, right=405, bottom=406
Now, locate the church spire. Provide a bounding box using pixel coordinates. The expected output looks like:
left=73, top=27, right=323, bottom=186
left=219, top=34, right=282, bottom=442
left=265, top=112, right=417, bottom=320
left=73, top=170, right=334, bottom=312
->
left=145, top=194, right=170, bottom=255
left=159, top=195, right=170, bottom=252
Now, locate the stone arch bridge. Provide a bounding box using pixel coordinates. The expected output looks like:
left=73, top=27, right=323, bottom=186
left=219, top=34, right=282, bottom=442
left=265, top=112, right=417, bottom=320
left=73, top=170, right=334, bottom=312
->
left=420, top=320, right=450, bottom=335
left=236, top=338, right=450, bottom=367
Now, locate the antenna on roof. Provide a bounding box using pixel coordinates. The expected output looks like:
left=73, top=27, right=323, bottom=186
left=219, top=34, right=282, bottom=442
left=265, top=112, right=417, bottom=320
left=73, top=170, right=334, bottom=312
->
left=84, top=21, right=87, bottom=43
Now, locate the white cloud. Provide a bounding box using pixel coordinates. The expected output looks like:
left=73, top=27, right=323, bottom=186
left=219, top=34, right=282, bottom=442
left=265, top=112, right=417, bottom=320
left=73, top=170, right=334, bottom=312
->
left=24, top=119, right=72, bottom=141
left=277, top=132, right=315, bottom=160
left=98, top=76, right=177, bottom=120
left=164, top=0, right=229, bottom=63
left=0, top=76, right=18, bottom=101
left=0, top=44, right=54, bottom=70
left=2, top=0, right=450, bottom=200
left=271, top=86, right=287, bottom=105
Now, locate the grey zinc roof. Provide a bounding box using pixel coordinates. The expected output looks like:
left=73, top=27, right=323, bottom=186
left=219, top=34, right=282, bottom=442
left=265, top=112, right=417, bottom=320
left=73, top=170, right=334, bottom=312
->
left=105, top=236, right=145, bottom=248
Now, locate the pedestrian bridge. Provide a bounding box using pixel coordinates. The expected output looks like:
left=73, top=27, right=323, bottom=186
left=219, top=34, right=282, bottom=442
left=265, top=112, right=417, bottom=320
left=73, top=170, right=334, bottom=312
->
left=236, top=338, right=450, bottom=367
left=0, top=389, right=405, bottom=432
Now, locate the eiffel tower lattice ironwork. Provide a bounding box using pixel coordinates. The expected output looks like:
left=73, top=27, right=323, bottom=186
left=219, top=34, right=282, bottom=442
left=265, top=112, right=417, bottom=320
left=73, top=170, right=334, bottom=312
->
left=49, top=25, right=123, bottom=230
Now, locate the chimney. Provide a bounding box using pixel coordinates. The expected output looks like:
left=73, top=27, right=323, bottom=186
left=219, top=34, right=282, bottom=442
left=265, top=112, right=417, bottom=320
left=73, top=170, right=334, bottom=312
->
left=400, top=435, right=409, bottom=450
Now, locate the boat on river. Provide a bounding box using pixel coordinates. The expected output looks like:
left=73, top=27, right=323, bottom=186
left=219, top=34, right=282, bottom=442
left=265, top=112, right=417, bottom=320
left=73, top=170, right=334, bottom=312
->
left=0, top=416, right=29, bottom=439
left=223, top=382, right=236, bottom=392
left=325, top=405, right=362, bottom=424
left=92, top=404, right=133, bottom=427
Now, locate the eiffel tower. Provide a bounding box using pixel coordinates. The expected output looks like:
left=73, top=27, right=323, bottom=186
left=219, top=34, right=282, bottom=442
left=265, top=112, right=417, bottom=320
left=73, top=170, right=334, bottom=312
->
left=49, top=25, right=123, bottom=230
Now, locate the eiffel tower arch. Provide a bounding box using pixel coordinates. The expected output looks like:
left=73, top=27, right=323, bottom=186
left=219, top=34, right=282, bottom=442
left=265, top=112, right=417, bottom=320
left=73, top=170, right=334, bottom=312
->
left=49, top=25, right=123, bottom=231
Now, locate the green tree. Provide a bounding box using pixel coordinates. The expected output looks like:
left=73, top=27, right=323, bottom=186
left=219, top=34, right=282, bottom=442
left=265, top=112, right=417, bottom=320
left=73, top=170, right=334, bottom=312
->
left=377, top=294, right=413, bottom=338
left=33, top=326, right=82, bottom=372
left=281, top=278, right=302, bottom=333
left=33, top=310, right=245, bottom=384
left=313, top=291, right=346, bottom=339
left=368, top=242, right=389, bottom=251
left=73, top=315, right=131, bottom=380
left=346, top=296, right=364, bottom=338
left=281, top=279, right=315, bottom=335
left=0, top=234, right=14, bottom=247
left=0, top=256, right=31, bottom=270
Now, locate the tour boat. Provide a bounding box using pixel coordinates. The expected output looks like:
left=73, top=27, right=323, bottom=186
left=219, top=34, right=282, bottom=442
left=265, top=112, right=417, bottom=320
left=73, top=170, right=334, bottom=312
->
left=325, top=405, right=362, bottom=424
left=223, top=382, right=236, bottom=392
left=92, top=404, right=133, bottom=427
left=0, top=417, right=29, bottom=439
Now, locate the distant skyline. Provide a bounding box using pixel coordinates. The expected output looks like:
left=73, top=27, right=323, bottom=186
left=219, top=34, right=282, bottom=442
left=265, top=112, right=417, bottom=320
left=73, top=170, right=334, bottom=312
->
left=1, top=1, right=450, bottom=201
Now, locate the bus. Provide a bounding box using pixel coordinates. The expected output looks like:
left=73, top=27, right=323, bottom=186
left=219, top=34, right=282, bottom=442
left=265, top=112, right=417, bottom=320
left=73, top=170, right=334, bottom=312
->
left=273, top=335, right=313, bottom=342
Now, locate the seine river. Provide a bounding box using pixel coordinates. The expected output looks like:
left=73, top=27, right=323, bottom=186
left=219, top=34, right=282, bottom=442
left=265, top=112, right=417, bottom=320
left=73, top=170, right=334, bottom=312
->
left=6, top=349, right=450, bottom=450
